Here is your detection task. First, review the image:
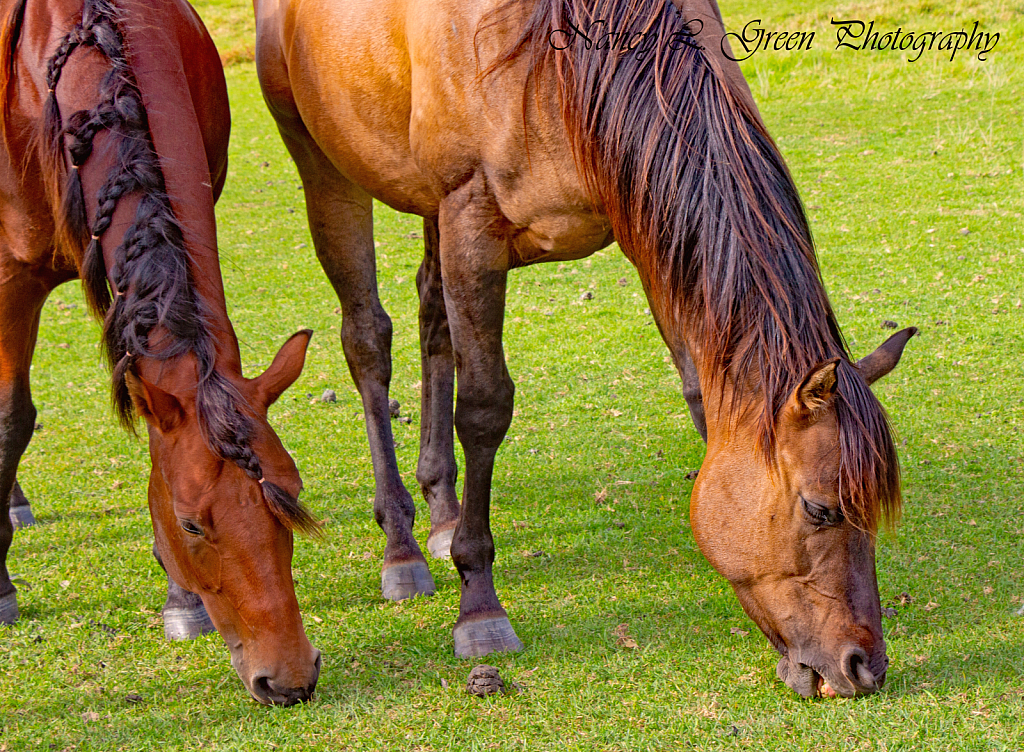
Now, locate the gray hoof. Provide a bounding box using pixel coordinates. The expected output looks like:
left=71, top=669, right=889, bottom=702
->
left=381, top=559, right=436, bottom=601
left=163, top=605, right=215, bottom=641
left=9, top=504, right=36, bottom=529
left=0, top=591, right=17, bottom=625
left=454, top=615, right=524, bottom=658
left=427, top=527, right=454, bottom=559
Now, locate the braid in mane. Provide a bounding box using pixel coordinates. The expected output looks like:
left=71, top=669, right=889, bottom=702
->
left=40, top=0, right=318, bottom=534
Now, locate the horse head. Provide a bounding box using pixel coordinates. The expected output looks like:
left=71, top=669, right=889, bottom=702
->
left=128, top=331, right=321, bottom=705
left=691, top=328, right=915, bottom=697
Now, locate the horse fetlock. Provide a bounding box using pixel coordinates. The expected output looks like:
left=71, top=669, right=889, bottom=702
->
left=449, top=534, right=496, bottom=575
left=415, top=455, right=456, bottom=496
left=0, top=399, right=35, bottom=461
left=418, top=474, right=460, bottom=529
left=373, top=490, right=417, bottom=538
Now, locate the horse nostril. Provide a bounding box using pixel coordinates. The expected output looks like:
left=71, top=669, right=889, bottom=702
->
left=251, top=675, right=274, bottom=706
left=843, top=647, right=879, bottom=694
left=250, top=674, right=308, bottom=706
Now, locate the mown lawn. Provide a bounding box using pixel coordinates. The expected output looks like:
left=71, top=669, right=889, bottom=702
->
left=2, top=0, right=1022, bottom=749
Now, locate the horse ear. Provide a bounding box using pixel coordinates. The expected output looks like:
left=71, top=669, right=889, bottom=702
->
left=793, top=358, right=840, bottom=415
left=125, top=371, right=185, bottom=434
left=251, top=329, right=312, bottom=409
left=856, top=327, right=918, bottom=386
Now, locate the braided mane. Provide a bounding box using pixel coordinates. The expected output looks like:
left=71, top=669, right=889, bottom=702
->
left=14, top=0, right=315, bottom=533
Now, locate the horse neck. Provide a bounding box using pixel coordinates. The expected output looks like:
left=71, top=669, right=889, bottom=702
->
left=49, top=0, right=241, bottom=396
left=121, top=0, right=240, bottom=380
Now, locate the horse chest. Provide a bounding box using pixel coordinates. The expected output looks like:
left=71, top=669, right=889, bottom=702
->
left=506, top=210, right=614, bottom=266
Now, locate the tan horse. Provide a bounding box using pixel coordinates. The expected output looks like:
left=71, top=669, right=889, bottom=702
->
left=255, top=0, right=914, bottom=697
left=1, top=0, right=319, bottom=704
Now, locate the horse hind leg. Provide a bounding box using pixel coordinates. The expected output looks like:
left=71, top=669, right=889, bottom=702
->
left=416, top=217, right=460, bottom=559
left=0, top=414, right=32, bottom=626
left=8, top=481, right=36, bottom=529
left=162, top=577, right=215, bottom=640
left=281, top=132, right=433, bottom=601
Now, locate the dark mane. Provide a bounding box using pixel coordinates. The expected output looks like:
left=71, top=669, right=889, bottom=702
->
left=10, top=0, right=315, bottom=533
left=0, top=0, right=27, bottom=136
left=486, top=0, right=900, bottom=529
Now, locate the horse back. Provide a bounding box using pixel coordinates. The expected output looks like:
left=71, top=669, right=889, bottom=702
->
left=257, top=0, right=611, bottom=263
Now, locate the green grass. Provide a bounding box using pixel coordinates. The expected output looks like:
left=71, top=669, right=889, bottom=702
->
left=2, top=0, right=1023, bottom=749
left=196, top=0, right=254, bottom=65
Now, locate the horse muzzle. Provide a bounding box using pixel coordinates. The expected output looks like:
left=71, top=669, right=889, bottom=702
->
left=230, top=641, right=322, bottom=706
left=776, top=645, right=887, bottom=698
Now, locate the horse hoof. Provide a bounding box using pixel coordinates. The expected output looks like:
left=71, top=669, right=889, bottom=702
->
left=453, top=615, right=524, bottom=658
left=0, top=591, right=18, bottom=626
left=163, top=605, right=215, bottom=641
left=426, top=527, right=454, bottom=559
left=381, top=560, right=436, bottom=601
left=8, top=504, right=36, bottom=529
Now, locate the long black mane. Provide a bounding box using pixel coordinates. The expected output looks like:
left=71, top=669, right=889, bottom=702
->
left=2, top=0, right=315, bottom=533
left=487, top=0, right=900, bottom=529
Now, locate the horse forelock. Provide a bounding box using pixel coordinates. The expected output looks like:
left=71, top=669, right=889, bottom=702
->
left=490, top=0, right=901, bottom=530
left=32, top=0, right=316, bottom=533
left=832, top=364, right=902, bottom=531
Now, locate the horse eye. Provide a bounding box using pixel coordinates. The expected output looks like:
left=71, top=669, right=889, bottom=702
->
left=801, top=497, right=842, bottom=526
left=179, top=519, right=205, bottom=537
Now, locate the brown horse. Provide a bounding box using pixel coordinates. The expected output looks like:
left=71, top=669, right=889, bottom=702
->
left=0, top=0, right=320, bottom=704
left=255, top=0, right=915, bottom=697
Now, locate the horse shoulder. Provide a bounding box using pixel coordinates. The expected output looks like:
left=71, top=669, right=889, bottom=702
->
left=405, top=1, right=610, bottom=259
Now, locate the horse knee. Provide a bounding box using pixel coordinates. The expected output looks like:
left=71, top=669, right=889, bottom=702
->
left=0, top=391, right=35, bottom=461
left=454, top=376, right=514, bottom=450
left=416, top=451, right=455, bottom=492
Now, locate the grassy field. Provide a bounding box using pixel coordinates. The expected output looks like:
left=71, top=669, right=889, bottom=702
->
left=2, top=0, right=1023, bottom=749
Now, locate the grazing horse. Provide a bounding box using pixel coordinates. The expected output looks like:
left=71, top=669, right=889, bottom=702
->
left=0, top=0, right=320, bottom=704
left=255, top=0, right=915, bottom=696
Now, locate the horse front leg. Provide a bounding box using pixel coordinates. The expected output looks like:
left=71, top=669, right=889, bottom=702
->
left=8, top=480, right=35, bottom=529
left=438, top=180, right=523, bottom=658
left=0, top=275, right=46, bottom=625
left=416, top=216, right=460, bottom=559
left=0, top=396, right=33, bottom=626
